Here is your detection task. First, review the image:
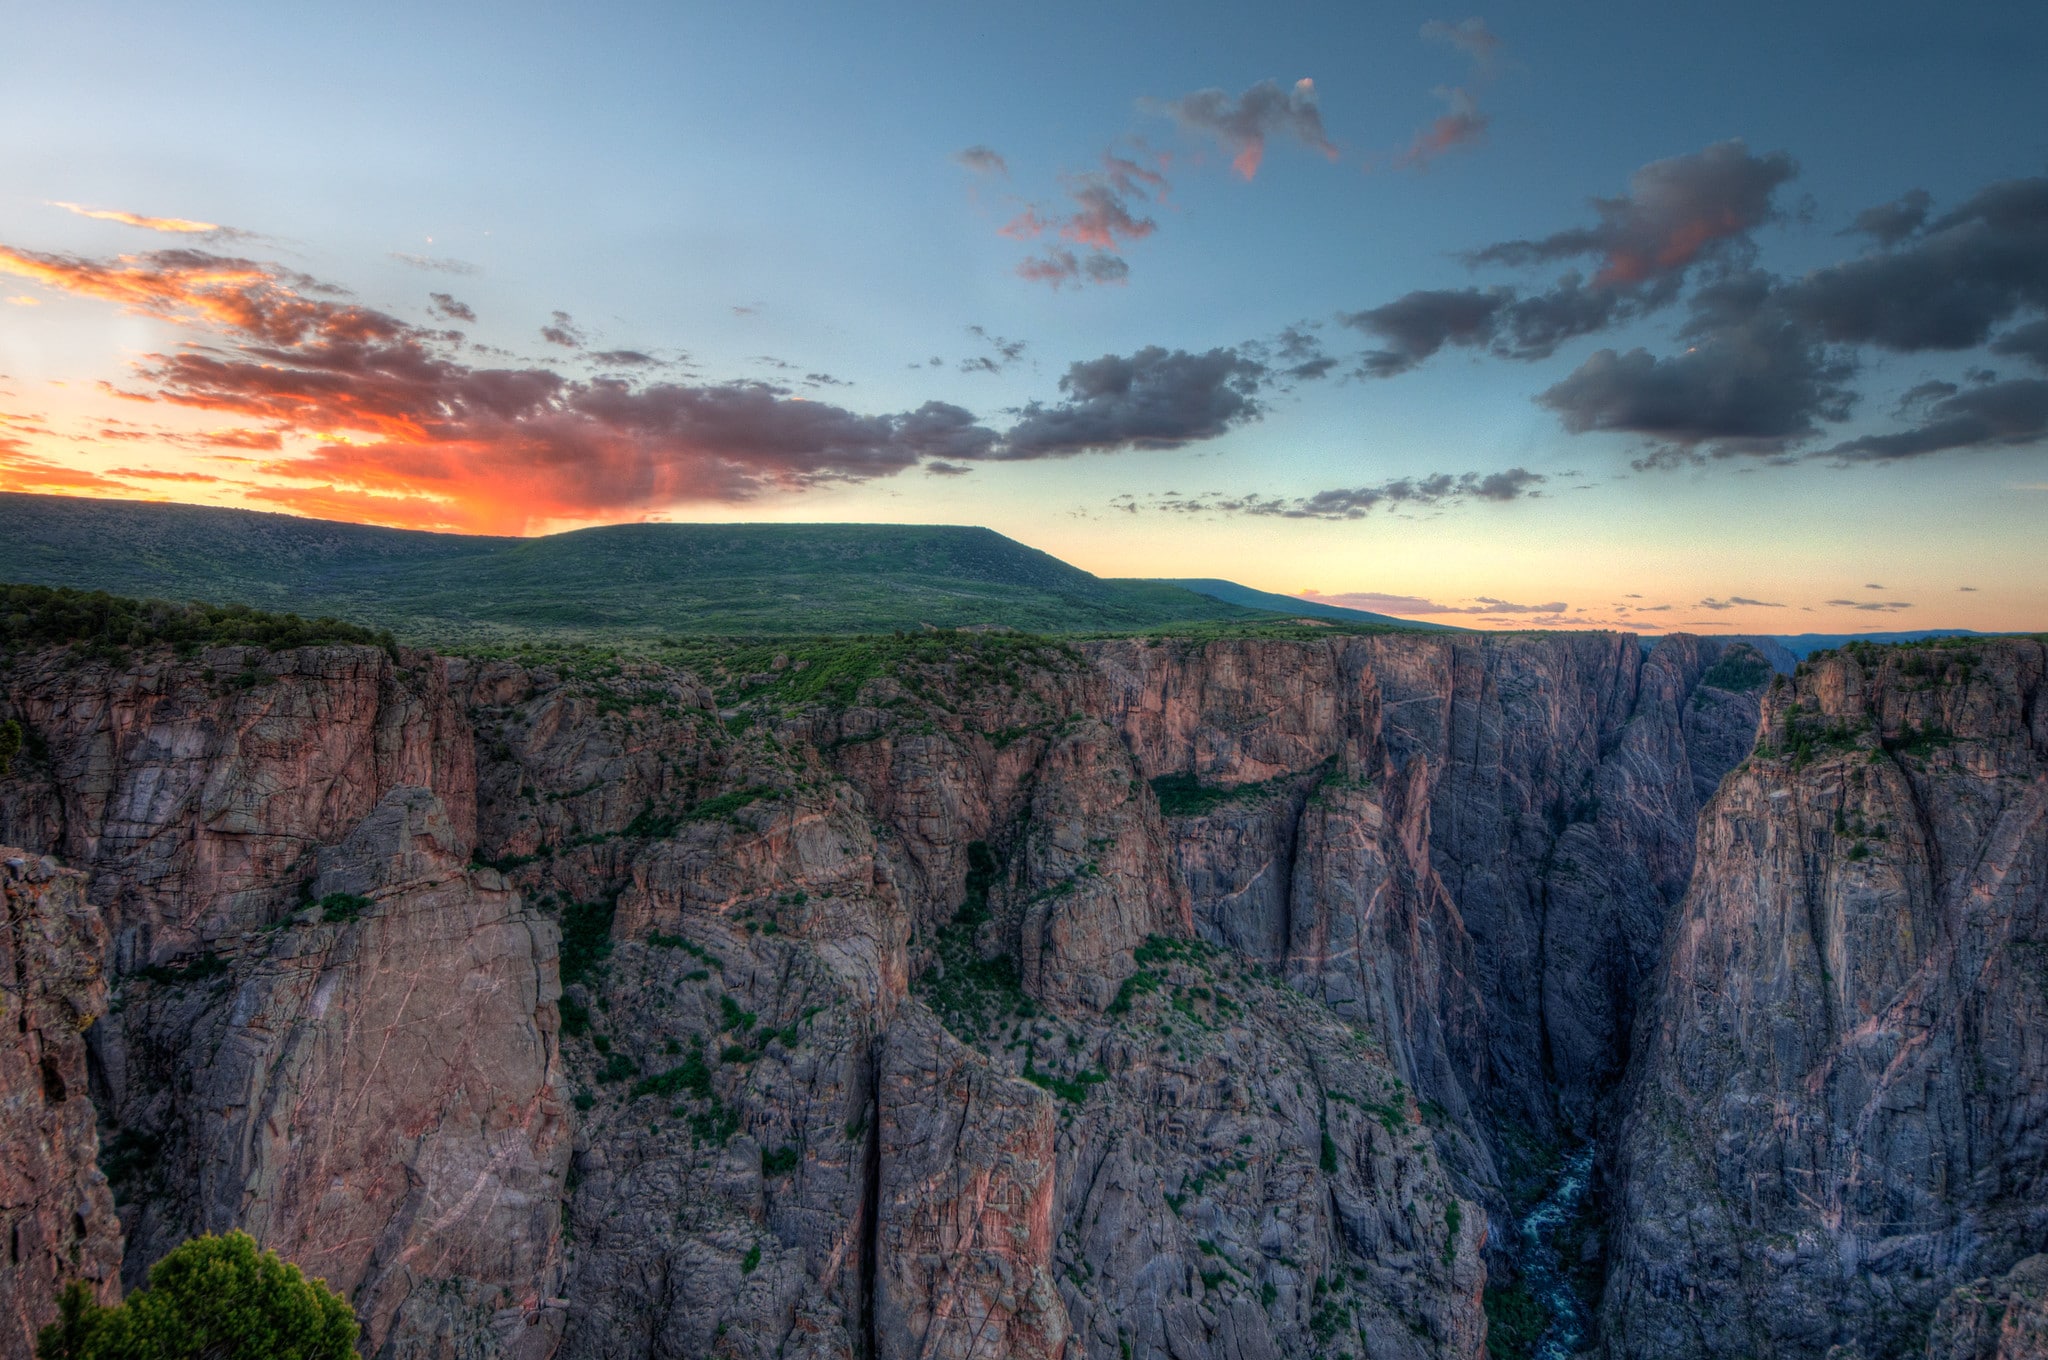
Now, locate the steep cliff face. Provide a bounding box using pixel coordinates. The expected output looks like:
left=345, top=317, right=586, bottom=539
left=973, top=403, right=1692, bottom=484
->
left=0, top=627, right=1769, bottom=1360
left=1605, top=638, right=2048, bottom=1359
left=0, top=852, right=123, bottom=1358
left=1091, top=633, right=1764, bottom=1141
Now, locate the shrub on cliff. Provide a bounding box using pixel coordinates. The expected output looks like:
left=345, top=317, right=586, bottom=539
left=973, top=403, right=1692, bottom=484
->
left=37, top=1231, right=357, bottom=1360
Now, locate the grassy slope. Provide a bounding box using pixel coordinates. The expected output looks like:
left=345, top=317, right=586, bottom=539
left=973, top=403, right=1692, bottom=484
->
left=0, top=493, right=1264, bottom=640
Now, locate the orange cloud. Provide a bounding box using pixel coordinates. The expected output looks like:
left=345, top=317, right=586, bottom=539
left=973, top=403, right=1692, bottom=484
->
left=49, top=202, right=225, bottom=234
left=0, top=421, right=132, bottom=494
left=3, top=241, right=998, bottom=534
left=106, top=467, right=222, bottom=483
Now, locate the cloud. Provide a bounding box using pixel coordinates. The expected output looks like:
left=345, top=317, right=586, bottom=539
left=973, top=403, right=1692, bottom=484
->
left=390, top=253, right=479, bottom=275
left=49, top=202, right=239, bottom=237
left=1537, top=273, right=1856, bottom=460
left=1002, top=150, right=1169, bottom=287
left=999, top=347, right=1264, bottom=457
left=106, top=467, right=221, bottom=483
left=1285, top=467, right=1544, bottom=518
left=589, top=349, right=659, bottom=367
left=1298, top=589, right=1454, bottom=615
left=427, top=292, right=476, bottom=323
left=1990, top=318, right=2048, bottom=370
left=1467, top=140, right=1796, bottom=292
left=1342, top=287, right=1508, bottom=375
left=0, top=417, right=132, bottom=493
left=1344, top=273, right=1639, bottom=376
left=959, top=326, right=1027, bottom=375
left=540, top=311, right=585, bottom=347
left=1129, top=465, right=1546, bottom=519
left=1843, top=188, right=1931, bottom=246
left=924, top=460, right=974, bottom=476
left=953, top=145, right=1009, bottom=176
left=1, top=240, right=1005, bottom=532
left=1959, top=585, right=1978, bottom=591
left=1152, top=77, right=1338, bottom=179
left=1782, top=176, right=2048, bottom=351
left=1421, top=17, right=1504, bottom=67
left=1290, top=587, right=1566, bottom=617
left=1399, top=86, right=1488, bottom=168
left=1698, top=596, right=1785, bottom=609
left=1826, top=598, right=1914, bottom=612
left=1016, top=247, right=1129, bottom=289
left=1817, top=377, right=2048, bottom=462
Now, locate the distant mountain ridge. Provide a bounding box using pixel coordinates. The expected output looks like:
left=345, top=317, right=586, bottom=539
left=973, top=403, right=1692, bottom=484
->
left=0, top=493, right=1286, bottom=641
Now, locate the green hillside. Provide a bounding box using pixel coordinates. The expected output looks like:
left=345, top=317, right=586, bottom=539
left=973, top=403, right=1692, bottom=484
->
left=0, top=493, right=1269, bottom=641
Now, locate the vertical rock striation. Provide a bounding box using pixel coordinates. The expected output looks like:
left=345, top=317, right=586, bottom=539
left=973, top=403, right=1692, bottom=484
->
left=0, top=852, right=122, bottom=1360
left=1605, top=638, right=2048, bottom=1359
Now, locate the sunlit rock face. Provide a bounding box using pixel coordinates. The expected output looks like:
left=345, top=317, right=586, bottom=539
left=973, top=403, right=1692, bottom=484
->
left=0, top=629, right=1776, bottom=1360
left=1605, top=639, right=2048, bottom=1360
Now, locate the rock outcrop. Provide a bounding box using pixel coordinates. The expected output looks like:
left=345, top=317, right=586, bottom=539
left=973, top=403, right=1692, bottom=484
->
left=0, top=851, right=123, bottom=1358
left=1605, top=638, right=2048, bottom=1359
left=0, top=627, right=1779, bottom=1359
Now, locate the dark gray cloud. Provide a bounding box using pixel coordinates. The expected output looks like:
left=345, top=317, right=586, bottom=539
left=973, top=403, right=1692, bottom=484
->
left=1016, top=246, right=1131, bottom=289
left=427, top=292, right=475, bottom=323
left=1698, top=596, right=1785, bottom=610
left=1538, top=274, right=1856, bottom=461
left=1128, top=465, right=1546, bottom=520
left=959, top=326, right=1027, bottom=375
left=1844, top=188, right=1931, bottom=246
left=1991, top=318, right=2048, bottom=370
left=1895, top=379, right=1959, bottom=414
left=1287, top=467, right=1545, bottom=517
left=1826, top=598, right=1914, bottom=612
left=924, top=460, right=975, bottom=476
left=589, top=349, right=657, bottom=367
left=1342, top=287, right=1509, bottom=375
left=1466, top=140, right=1796, bottom=294
left=999, top=346, right=1264, bottom=457
left=540, top=310, right=584, bottom=348
left=953, top=145, right=1008, bottom=176
left=1151, top=78, right=1337, bottom=178
left=1818, top=377, right=2048, bottom=462
left=1341, top=275, right=1627, bottom=375
left=1783, top=176, right=2048, bottom=352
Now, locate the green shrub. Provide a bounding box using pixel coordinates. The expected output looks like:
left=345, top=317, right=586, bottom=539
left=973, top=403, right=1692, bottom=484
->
left=38, top=1230, right=356, bottom=1360
left=316, top=893, right=373, bottom=925
left=1700, top=647, right=1772, bottom=693
left=0, top=583, right=392, bottom=657
left=0, top=718, right=22, bottom=776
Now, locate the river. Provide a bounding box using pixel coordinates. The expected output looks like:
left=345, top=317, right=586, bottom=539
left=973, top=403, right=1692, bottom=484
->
left=1515, top=1145, right=1597, bottom=1358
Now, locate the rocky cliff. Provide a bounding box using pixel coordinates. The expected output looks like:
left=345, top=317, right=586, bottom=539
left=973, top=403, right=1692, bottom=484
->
left=0, top=626, right=1773, bottom=1359
left=1605, top=637, right=2048, bottom=1359
left=0, top=851, right=122, bottom=1357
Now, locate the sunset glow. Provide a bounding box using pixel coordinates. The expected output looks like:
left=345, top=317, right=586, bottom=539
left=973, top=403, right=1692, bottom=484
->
left=1, top=2, right=2042, bottom=632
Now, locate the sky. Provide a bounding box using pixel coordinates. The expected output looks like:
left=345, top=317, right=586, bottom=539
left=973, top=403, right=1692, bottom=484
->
left=2, top=0, right=2045, bottom=634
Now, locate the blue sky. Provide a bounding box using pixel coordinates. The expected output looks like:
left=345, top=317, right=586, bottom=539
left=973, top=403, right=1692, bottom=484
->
left=2, top=0, right=2045, bottom=631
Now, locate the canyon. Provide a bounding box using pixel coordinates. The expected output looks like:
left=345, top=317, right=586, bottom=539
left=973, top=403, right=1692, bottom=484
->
left=0, top=624, right=2039, bottom=1359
